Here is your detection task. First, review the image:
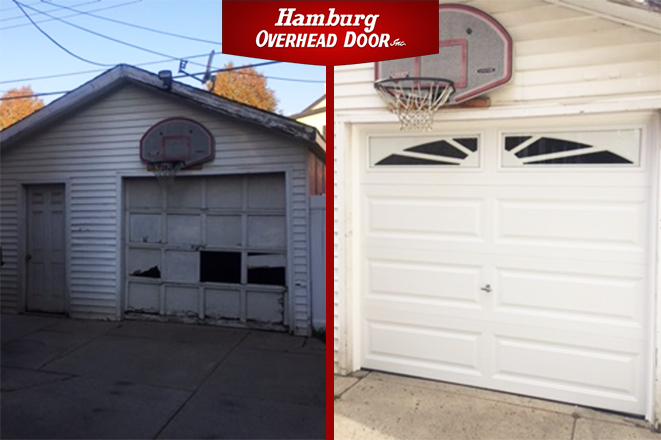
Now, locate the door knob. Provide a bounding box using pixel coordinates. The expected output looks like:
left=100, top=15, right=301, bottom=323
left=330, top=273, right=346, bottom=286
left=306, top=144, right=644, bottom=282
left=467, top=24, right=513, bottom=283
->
left=480, top=284, right=492, bottom=293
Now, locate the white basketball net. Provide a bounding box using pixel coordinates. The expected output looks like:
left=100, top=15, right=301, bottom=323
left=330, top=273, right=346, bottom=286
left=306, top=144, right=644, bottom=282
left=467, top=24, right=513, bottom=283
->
left=375, top=79, right=454, bottom=131
left=152, top=162, right=184, bottom=188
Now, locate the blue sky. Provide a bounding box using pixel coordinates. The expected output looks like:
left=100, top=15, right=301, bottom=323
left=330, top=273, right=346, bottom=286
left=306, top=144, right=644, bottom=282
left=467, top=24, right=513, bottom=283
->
left=0, top=0, right=326, bottom=115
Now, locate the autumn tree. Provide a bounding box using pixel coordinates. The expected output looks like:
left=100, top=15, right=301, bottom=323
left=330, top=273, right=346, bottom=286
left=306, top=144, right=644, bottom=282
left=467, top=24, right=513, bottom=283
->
left=0, top=86, right=44, bottom=130
left=207, top=62, right=278, bottom=112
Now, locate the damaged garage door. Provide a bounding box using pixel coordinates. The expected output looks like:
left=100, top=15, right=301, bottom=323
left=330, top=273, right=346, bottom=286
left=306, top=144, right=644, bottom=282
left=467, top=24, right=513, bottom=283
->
left=124, top=173, right=287, bottom=330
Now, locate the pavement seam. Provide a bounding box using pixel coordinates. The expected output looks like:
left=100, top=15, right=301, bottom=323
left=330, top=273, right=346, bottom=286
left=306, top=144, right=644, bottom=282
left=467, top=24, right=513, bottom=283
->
left=334, top=371, right=371, bottom=400
left=204, top=389, right=326, bottom=409
left=0, top=318, right=64, bottom=347
left=103, top=329, right=249, bottom=344
left=35, top=330, right=108, bottom=371
left=151, top=330, right=252, bottom=440
left=570, top=415, right=578, bottom=440
left=2, top=373, right=77, bottom=393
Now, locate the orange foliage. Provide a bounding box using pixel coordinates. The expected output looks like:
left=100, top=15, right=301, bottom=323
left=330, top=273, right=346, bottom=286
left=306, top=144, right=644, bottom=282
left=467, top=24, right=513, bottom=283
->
left=208, top=62, right=278, bottom=112
left=0, top=86, right=44, bottom=130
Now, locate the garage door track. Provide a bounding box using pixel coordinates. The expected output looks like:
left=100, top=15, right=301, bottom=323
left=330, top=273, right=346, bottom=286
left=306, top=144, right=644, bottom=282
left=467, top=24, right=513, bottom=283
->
left=1, top=313, right=325, bottom=439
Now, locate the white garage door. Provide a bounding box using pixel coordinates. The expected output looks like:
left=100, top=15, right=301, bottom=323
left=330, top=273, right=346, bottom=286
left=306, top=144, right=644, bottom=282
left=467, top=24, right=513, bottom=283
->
left=125, top=173, right=288, bottom=329
left=359, top=115, right=654, bottom=415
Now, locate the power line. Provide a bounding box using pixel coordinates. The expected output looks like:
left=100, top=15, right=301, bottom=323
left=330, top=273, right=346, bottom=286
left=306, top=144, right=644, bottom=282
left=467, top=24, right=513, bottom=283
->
left=0, top=0, right=38, bottom=13
left=1, top=0, right=142, bottom=30
left=193, top=62, right=324, bottom=84
left=0, top=62, right=316, bottom=101
left=0, top=0, right=99, bottom=23
left=0, top=52, right=219, bottom=85
left=13, top=0, right=113, bottom=66
left=0, top=90, right=69, bottom=100
left=15, top=1, right=216, bottom=70
left=0, top=55, right=324, bottom=86
left=231, top=72, right=324, bottom=84
left=209, top=61, right=281, bottom=75
left=42, top=0, right=223, bottom=46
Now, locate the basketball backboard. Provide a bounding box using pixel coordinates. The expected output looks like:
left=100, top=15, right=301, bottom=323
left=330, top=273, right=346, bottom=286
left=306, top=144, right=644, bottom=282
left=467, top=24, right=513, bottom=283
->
left=375, top=4, right=513, bottom=105
left=140, top=118, right=215, bottom=168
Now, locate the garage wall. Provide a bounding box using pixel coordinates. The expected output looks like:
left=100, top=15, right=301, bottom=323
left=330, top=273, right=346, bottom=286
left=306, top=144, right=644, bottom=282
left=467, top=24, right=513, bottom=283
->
left=0, top=84, right=314, bottom=334
left=334, top=0, right=661, bottom=112
left=333, top=134, right=341, bottom=373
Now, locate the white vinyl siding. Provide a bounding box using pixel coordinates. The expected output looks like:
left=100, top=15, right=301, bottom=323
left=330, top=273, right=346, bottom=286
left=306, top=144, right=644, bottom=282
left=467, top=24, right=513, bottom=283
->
left=0, top=84, right=313, bottom=334
left=333, top=133, right=340, bottom=373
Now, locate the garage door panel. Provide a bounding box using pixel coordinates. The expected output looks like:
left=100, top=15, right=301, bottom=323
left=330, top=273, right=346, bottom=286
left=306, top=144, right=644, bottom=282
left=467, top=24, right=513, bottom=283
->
left=494, top=267, right=644, bottom=328
left=496, top=198, right=646, bottom=254
left=493, top=335, right=642, bottom=400
left=363, top=308, right=486, bottom=378
left=365, top=320, right=482, bottom=375
left=368, top=259, right=483, bottom=310
left=367, top=196, right=485, bottom=242
left=167, top=214, right=202, bottom=245
left=166, top=177, right=202, bottom=208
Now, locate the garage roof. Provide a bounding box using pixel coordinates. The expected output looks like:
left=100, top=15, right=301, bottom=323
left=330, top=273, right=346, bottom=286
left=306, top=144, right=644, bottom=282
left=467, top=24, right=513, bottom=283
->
left=0, top=64, right=326, bottom=160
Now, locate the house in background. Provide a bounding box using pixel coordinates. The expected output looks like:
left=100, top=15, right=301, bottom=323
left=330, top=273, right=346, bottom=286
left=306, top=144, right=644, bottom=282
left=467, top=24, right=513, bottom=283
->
left=291, top=92, right=326, bottom=141
left=0, top=64, right=326, bottom=336
left=334, top=0, right=661, bottom=426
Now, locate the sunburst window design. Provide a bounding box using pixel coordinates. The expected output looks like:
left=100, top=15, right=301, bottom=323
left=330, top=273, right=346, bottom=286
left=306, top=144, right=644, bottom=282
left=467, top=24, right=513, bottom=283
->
left=502, top=130, right=641, bottom=167
left=372, top=137, right=480, bottom=167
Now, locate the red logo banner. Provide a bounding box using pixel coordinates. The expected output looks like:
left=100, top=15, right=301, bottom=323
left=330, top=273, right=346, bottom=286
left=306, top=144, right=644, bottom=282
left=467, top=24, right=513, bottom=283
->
left=222, top=1, right=439, bottom=66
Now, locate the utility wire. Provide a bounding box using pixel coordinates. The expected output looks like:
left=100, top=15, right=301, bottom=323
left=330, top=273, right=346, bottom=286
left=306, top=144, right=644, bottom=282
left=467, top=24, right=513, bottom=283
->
left=13, top=0, right=114, bottom=66
left=0, top=52, right=219, bottom=85
left=1, top=0, right=142, bottom=30
left=0, top=0, right=99, bottom=23
left=0, top=90, right=69, bottom=100
left=207, top=61, right=281, bottom=75
left=41, top=0, right=223, bottom=46
left=0, top=62, right=314, bottom=101
left=0, top=0, right=39, bottom=13
left=0, top=57, right=324, bottom=86
left=15, top=1, right=216, bottom=70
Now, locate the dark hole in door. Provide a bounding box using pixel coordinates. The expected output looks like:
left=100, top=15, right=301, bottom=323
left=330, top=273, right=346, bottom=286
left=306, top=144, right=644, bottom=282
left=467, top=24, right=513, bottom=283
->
left=200, top=251, right=241, bottom=283
left=247, top=253, right=285, bottom=286
left=131, top=265, right=161, bottom=278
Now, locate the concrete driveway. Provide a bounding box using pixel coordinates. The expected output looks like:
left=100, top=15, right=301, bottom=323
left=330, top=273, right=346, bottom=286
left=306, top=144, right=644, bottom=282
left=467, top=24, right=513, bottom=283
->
left=335, top=372, right=660, bottom=440
left=1, top=313, right=325, bottom=439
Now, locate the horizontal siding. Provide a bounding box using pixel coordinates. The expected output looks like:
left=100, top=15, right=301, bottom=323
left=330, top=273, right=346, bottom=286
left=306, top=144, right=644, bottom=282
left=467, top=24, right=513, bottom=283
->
left=0, top=180, right=19, bottom=311
left=334, top=0, right=661, bottom=112
left=1, top=84, right=313, bottom=334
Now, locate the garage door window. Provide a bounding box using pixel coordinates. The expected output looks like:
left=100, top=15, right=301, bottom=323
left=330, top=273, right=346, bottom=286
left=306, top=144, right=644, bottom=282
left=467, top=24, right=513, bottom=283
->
left=370, top=136, right=480, bottom=167
left=502, top=129, right=641, bottom=167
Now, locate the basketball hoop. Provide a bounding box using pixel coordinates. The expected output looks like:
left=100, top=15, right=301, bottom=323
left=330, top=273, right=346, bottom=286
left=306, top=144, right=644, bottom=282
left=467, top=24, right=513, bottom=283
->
left=151, top=162, right=184, bottom=188
left=375, top=77, right=455, bottom=131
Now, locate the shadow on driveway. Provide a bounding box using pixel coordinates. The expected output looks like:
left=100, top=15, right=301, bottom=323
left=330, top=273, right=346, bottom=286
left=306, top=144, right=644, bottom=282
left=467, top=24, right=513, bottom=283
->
left=1, top=314, right=326, bottom=439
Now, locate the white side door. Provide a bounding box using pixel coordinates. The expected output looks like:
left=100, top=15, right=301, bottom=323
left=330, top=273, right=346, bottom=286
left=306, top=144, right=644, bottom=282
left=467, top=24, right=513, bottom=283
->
left=26, top=184, right=67, bottom=314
